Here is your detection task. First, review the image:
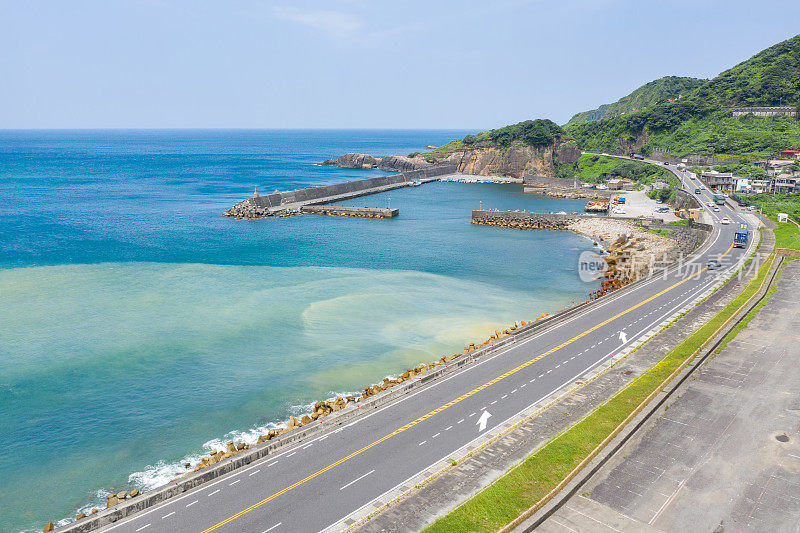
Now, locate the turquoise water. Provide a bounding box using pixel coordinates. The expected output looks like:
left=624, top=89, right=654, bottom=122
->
left=0, top=130, right=597, bottom=531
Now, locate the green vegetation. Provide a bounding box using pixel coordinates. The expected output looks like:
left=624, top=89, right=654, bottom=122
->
left=691, top=36, right=800, bottom=107
left=556, top=154, right=676, bottom=185
left=568, top=109, right=800, bottom=160
left=565, top=34, right=800, bottom=159
left=567, top=76, right=706, bottom=125
left=425, top=253, right=777, bottom=533
left=648, top=187, right=676, bottom=204
left=689, top=163, right=768, bottom=179
left=462, top=119, right=565, bottom=148
left=746, top=193, right=800, bottom=224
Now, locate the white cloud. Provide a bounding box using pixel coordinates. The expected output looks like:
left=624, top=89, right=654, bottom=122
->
left=273, top=6, right=364, bottom=39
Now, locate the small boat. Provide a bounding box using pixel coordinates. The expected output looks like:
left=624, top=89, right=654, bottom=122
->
left=408, top=179, right=422, bottom=187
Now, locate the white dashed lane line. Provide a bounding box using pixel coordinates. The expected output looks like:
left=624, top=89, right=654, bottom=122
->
left=501, top=395, right=508, bottom=399
left=267, top=461, right=279, bottom=467
left=286, top=452, right=296, bottom=457
left=162, top=512, right=175, bottom=519
left=262, top=523, right=282, bottom=533
left=229, top=480, right=240, bottom=486
left=418, top=440, right=427, bottom=446
left=445, top=425, right=453, bottom=431
left=186, top=500, right=198, bottom=508
left=340, top=470, right=375, bottom=491
left=135, top=525, right=150, bottom=532
left=491, top=400, right=498, bottom=405
left=458, top=419, right=465, bottom=424
left=208, top=489, right=220, bottom=497
left=302, top=443, right=313, bottom=449
left=249, top=469, right=260, bottom=476
left=432, top=433, right=440, bottom=439
left=469, top=413, right=476, bottom=417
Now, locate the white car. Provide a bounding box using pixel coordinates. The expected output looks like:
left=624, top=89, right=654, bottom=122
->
left=713, top=206, right=720, bottom=212
left=721, top=217, right=731, bottom=225
left=707, top=202, right=714, bottom=208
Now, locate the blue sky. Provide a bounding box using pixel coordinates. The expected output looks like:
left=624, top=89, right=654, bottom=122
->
left=1, top=0, right=798, bottom=129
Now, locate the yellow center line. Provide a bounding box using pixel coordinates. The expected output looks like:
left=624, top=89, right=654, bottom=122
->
left=201, top=243, right=735, bottom=533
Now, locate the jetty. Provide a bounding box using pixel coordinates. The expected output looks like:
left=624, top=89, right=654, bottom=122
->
left=224, top=164, right=455, bottom=219
left=300, top=205, right=398, bottom=218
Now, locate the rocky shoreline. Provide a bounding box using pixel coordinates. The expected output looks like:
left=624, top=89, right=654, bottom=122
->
left=321, top=153, right=430, bottom=172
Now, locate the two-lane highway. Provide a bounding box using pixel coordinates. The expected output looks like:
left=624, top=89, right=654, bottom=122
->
left=94, top=170, right=756, bottom=533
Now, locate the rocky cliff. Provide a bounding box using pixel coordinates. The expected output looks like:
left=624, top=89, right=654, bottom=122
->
left=434, top=140, right=581, bottom=178
left=321, top=139, right=581, bottom=178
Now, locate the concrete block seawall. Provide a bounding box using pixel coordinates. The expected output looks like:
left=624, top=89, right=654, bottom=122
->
left=300, top=205, right=399, bottom=218
left=471, top=210, right=579, bottom=230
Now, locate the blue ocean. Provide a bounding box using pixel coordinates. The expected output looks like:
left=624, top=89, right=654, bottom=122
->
left=0, top=130, right=597, bottom=531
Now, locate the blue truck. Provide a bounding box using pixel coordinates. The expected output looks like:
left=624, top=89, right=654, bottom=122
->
left=733, top=222, right=749, bottom=248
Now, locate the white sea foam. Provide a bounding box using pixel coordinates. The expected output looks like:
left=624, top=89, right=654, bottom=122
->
left=54, top=489, right=111, bottom=528
left=126, top=391, right=357, bottom=493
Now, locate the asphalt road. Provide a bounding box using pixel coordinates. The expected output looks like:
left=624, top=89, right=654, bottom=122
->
left=95, top=164, right=754, bottom=533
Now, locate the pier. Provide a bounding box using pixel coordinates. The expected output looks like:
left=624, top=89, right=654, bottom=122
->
left=223, top=164, right=455, bottom=219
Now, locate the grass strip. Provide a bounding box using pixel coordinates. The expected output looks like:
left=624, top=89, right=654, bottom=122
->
left=424, top=255, right=777, bottom=533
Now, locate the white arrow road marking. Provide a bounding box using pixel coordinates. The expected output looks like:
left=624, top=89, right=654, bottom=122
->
left=619, top=331, right=628, bottom=343
left=476, top=410, right=492, bottom=432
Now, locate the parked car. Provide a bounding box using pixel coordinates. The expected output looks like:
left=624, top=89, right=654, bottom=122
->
left=663, top=161, right=669, bottom=166
left=713, top=206, right=720, bottom=212
left=721, top=217, right=731, bottom=225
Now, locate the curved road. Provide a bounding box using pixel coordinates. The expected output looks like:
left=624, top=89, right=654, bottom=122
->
left=92, top=163, right=756, bottom=533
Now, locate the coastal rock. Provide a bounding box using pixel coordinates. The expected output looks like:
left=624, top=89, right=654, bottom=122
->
left=129, top=489, right=139, bottom=498
left=43, top=523, right=54, bottom=532
left=91, top=509, right=98, bottom=514
left=76, top=512, right=86, bottom=520
left=378, top=155, right=429, bottom=172
left=332, top=153, right=381, bottom=169
left=116, top=491, right=127, bottom=500
left=319, top=153, right=430, bottom=172
left=106, top=494, right=119, bottom=508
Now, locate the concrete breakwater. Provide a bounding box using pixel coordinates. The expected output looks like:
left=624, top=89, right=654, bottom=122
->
left=299, top=205, right=399, bottom=218
left=223, top=164, right=456, bottom=219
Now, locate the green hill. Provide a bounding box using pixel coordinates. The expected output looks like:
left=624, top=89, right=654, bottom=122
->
left=565, top=34, right=800, bottom=159
left=566, top=76, right=706, bottom=126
